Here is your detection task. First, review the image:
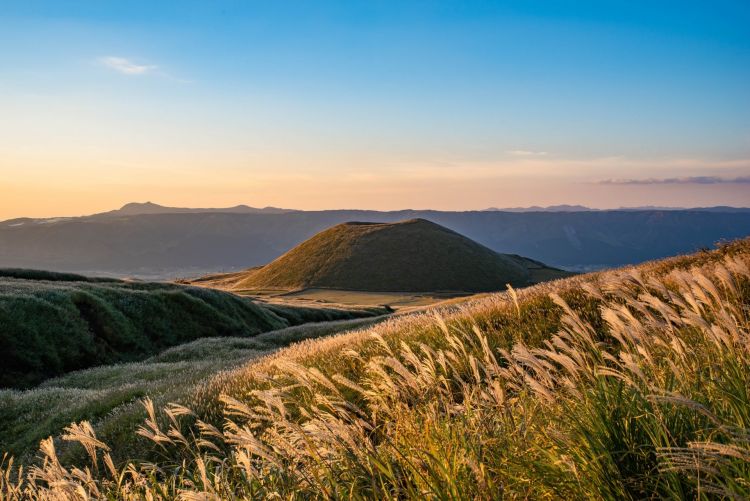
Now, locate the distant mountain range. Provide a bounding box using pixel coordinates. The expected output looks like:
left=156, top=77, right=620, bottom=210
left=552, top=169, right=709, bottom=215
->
left=6, top=202, right=748, bottom=224
left=484, top=204, right=594, bottom=212
left=483, top=204, right=750, bottom=212
left=100, top=201, right=296, bottom=216
left=1, top=202, right=749, bottom=278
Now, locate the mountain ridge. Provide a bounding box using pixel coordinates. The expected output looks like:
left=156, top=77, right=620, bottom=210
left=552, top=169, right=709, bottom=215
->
left=2, top=207, right=750, bottom=277
left=4, top=202, right=750, bottom=225
left=483, top=204, right=750, bottom=212
left=100, top=201, right=297, bottom=216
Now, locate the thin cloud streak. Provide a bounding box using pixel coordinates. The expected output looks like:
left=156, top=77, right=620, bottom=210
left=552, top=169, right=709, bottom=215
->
left=98, top=56, right=157, bottom=75
left=506, top=150, right=548, bottom=156
left=599, top=176, right=750, bottom=185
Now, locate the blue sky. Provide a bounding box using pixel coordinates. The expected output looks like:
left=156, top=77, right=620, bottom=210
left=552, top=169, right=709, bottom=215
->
left=0, top=1, right=748, bottom=217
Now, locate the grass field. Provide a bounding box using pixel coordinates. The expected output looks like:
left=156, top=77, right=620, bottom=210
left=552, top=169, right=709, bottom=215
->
left=1, top=239, right=748, bottom=499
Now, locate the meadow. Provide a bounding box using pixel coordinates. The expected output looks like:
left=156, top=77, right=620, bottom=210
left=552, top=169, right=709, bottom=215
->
left=1, top=239, right=748, bottom=499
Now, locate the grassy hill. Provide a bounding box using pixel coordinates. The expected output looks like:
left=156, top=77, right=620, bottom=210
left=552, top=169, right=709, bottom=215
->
left=1, top=239, right=749, bottom=499
left=0, top=269, right=386, bottom=389
left=198, top=218, right=571, bottom=292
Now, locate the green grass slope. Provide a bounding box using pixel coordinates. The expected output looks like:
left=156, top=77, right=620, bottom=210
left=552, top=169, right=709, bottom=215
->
left=0, top=271, right=385, bottom=389
left=208, top=218, right=570, bottom=292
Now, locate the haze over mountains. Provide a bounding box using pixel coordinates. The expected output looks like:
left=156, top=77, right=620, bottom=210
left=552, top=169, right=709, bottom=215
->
left=482, top=204, right=750, bottom=212
left=1, top=202, right=749, bottom=278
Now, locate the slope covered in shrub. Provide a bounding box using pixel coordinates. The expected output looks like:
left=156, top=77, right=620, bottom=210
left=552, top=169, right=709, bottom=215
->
left=0, top=273, right=385, bottom=388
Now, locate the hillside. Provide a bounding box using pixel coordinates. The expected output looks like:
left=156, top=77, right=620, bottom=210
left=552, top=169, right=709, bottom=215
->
left=2, top=208, right=750, bottom=278
left=0, top=269, right=386, bottom=389
left=199, top=218, right=570, bottom=292
left=2, top=238, right=747, bottom=498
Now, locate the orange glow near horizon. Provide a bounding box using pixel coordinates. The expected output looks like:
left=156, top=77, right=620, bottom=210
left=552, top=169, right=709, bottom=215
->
left=2, top=152, right=749, bottom=220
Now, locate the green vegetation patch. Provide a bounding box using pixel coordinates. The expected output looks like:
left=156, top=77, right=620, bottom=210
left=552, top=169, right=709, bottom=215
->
left=0, top=268, right=119, bottom=283
left=0, top=273, right=385, bottom=389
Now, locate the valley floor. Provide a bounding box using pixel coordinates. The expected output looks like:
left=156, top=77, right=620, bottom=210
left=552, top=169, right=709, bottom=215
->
left=236, top=287, right=474, bottom=309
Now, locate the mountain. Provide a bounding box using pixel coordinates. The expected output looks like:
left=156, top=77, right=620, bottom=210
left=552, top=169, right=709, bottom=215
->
left=1, top=207, right=750, bottom=277
left=483, top=204, right=595, bottom=212
left=196, top=219, right=569, bottom=292
left=98, top=201, right=296, bottom=216
left=483, top=205, right=750, bottom=212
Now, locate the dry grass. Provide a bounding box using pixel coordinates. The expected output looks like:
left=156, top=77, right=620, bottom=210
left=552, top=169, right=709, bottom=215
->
left=1, top=239, right=749, bottom=499
left=0, top=316, right=389, bottom=465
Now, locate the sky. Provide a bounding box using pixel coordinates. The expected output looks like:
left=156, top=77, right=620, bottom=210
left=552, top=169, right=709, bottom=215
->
left=0, top=0, right=749, bottom=219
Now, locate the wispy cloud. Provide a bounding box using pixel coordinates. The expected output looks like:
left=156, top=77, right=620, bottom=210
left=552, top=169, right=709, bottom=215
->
left=98, top=56, right=157, bottom=75
left=506, top=150, right=548, bottom=156
left=599, top=176, right=750, bottom=185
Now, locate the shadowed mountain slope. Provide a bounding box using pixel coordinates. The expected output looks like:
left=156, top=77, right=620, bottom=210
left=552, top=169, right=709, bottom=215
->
left=205, top=219, right=570, bottom=292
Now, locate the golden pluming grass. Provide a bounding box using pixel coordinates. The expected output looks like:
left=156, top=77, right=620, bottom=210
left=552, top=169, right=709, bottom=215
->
left=1, top=239, right=749, bottom=499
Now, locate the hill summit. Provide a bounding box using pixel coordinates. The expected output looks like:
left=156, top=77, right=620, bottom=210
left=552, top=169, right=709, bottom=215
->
left=207, top=219, right=569, bottom=293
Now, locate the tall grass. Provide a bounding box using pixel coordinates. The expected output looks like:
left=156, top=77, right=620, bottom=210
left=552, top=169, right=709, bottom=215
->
left=1, top=241, right=749, bottom=499
left=0, top=316, right=388, bottom=464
